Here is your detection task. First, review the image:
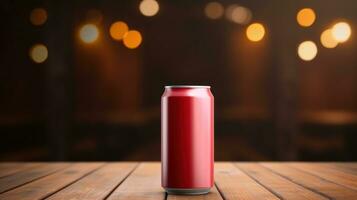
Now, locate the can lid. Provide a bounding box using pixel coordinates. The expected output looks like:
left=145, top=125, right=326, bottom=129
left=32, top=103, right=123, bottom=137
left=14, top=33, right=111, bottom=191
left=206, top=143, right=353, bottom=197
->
left=165, top=85, right=211, bottom=89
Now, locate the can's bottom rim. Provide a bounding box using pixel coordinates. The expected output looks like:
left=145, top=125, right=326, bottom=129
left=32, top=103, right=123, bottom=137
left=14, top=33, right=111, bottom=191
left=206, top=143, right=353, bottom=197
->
left=164, top=187, right=210, bottom=195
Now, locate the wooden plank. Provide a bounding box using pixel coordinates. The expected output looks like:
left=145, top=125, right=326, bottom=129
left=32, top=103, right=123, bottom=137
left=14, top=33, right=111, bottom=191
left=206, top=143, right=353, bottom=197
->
left=335, top=163, right=357, bottom=171
left=167, top=185, right=222, bottom=200
left=47, top=162, right=137, bottom=200
left=0, top=163, right=69, bottom=194
left=323, top=163, right=357, bottom=175
left=214, top=162, right=278, bottom=200
left=261, top=163, right=357, bottom=199
left=0, top=163, right=40, bottom=178
left=290, top=163, right=357, bottom=191
left=107, top=162, right=165, bottom=200
left=236, top=163, right=328, bottom=200
left=0, top=163, right=103, bottom=200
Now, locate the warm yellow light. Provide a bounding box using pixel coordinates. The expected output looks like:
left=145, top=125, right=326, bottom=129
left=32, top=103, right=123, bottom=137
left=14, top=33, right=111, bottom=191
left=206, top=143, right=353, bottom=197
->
left=110, top=21, right=129, bottom=41
left=320, top=29, right=338, bottom=48
left=139, top=0, right=159, bottom=17
left=123, top=30, right=142, bottom=49
left=204, top=2, right=224, bottom=19
left=79, top=24, right=99, bottom=44
left=226, top=5, right=252, bottom=25
left=30, top=8, right=47, bottom=26
left=331, top=22, right=351, bottom=43
left=297, top=8, right=316, bottom=27
left=246, top=23, right=265, bottom=42
left=298, top=41, right=317, bottom=61
left=30, top=44, right=48, bottom=63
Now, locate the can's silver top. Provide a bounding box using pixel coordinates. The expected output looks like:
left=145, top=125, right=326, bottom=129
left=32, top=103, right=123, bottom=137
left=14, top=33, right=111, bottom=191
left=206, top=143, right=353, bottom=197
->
left=165, top=85, right=211, bottom=89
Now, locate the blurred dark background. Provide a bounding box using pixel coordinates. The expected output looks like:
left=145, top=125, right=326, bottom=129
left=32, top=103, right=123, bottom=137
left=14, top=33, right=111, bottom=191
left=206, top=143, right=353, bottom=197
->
left=0, top=0, right=356, bottom=161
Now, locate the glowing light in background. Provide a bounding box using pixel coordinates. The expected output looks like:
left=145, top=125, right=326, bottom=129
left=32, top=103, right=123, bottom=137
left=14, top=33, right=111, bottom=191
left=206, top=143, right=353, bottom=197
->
left=79, top=24, right=99, bottom=44
left=225, top=5, right=237, bottom=20
left=297, top=8, right=316, bottom=27
left=139, top=0, right=159, bottom=17
left=30, top=8, right=47, bottom=26
left=110, top=21, right=129, bottom=41
left=331, top=22, right=351, bottom=43
left=226, top=5, right=252, bottom=25
left=298, top=41, right=317, bottom=61
left=123, top=30, right=142, bottom=49
left=246, top=23, right=265, bottom=42
left=204, top=2, right=224, bottom=20
left=320, top=29, right=338, bottom=48
left=29, top=44, right=48, bottom=63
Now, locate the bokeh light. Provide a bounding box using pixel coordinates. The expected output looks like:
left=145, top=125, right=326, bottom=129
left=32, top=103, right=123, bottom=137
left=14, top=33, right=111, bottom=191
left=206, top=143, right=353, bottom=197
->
left=79, top=24, right=99, bottom=44
left=297, top=8, right=316, bottom=27
left=204, top=2, right=224, bottom=20
left=246, top=23, right=265, bottom=42
left=331, top=22, right=351, bottom=43
left=298, top=41, right=317, bottom=61
left=225, top=5, right=237, bottom=20
left=30, top=8, right=47, bottom=26
left=110, top=21, right=129, bottom=41
left=123, top=30, right=142, bottom=49
left=29, top=44, right=48, bottom=63
left=139, top=0, right=159, bottom=17
left=320, top=29, right=338, bottom=48
left=226, top=5, right=252, bottom=25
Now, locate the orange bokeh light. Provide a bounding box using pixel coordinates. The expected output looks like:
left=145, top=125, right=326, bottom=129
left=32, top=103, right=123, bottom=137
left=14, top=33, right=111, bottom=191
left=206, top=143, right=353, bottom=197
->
left=320, top=29, right=338, bottom=48
left=110, top=21, right=129, bottom=41
left=30, top=8, right=47, bottom=26
left=123, top=30, right=142, bottom=49
left=297, top=8, right=316, bottom=27
left=204, top=2, right=224, bottom=19
left=246, top=23, right=265, bottom=42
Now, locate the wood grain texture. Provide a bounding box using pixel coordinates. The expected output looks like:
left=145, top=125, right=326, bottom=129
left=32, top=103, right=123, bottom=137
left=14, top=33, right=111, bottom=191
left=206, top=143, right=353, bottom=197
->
left=0, top=162, right=356, bottom=200
left=215, top=162, right=278, bottom=200
left=47, top=162, right=137, bottom=200
left=0, top=163, right=103, bottom=200
left=107, top=162, right=165, bottom=200
left=167, top=186, right=222, bottom=200
left=236, top=163, right=328, bottom=200
left=0, top=163, right=69, bottom=194
left=289, top=163, right=357, bottom=191
left=261, top=163, right=357, bottom=199
left=0, top=163, right=40, bottom=178
left=322, top=163, right=357, bottom=175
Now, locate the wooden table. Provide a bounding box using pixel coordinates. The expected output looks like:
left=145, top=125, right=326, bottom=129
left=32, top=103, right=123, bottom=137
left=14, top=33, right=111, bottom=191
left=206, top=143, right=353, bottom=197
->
left=0, top=162, right=356, bottom=199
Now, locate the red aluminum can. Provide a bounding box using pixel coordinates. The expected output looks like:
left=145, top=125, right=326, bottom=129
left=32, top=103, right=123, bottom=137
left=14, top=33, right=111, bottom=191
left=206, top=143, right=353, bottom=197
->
left=161, top=85, right=214, bottom=195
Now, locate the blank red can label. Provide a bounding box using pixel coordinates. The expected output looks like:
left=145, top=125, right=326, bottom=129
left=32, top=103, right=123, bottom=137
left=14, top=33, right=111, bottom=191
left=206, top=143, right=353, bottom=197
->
left=161, top=85, right=214, bottom=195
